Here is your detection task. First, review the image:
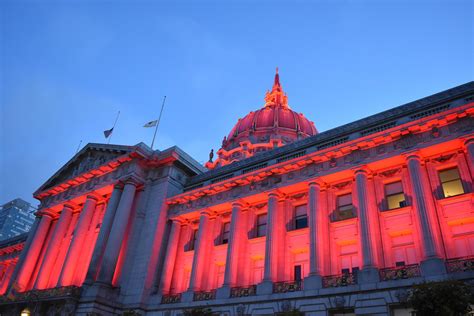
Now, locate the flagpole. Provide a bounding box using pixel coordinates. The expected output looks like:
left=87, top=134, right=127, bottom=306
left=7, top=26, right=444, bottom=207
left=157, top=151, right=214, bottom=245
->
left=108, top=110, right=120, bottom=144
left=75, top=140, right=82, bottom=154
left=151, top=96, right=166, bottom=150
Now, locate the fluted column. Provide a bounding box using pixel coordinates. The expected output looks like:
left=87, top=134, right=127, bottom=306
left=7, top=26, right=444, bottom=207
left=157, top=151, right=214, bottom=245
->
left=305, top=182, right=323, bottom=289
left=256, top=192, right=279, bottom=294
left=85, top=184, right=123, bottom=284
left=216, top=202, right=246, bottom=298
left=59, top=195, right=98, bottom=286
left=35, top=204, right=75, bottom=289
left=97, top=179, right=138, bottom=284
left=158, top=218, right=182, bottom=295
left=464, top=139, right=474, bottom=178
left=355, top=170, right=376, bottom=268
left=406, top=154, right=445, bottom=275
left=15, top=213, right=53, bottom=291
left=0, top=261, right=17, bottom=294
left=187, top=210, right=212, bottom=293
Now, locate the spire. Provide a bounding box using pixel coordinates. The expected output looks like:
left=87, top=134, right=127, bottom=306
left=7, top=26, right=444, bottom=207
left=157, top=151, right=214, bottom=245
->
left=273, top=67, right=281, bottom=90
left=265, top=67, right=288, bottom=108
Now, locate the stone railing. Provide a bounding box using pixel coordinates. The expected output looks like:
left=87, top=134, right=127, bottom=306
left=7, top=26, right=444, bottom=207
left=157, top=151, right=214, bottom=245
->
left=379, top=264, right=421, bottom=281
left=230, top=285, right=257, bottom=298
left=0, top=285, right=81, bottom=303
left=273, top=280, right=302, bottom=293
left=446, top=256, right=474, bottom=273
left=193, top=290, right=216, bottom=301
left=161, top=293, right=181, bottom=304
left=322, top=273, right=357, bottom=288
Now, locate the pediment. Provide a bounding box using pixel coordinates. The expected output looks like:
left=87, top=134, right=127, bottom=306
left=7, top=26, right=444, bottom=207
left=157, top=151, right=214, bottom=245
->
left=35, top=143, right=135, bottom=196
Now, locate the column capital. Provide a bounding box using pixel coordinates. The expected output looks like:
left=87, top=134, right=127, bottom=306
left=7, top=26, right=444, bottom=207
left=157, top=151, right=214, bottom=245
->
left=36, top=209, right=55, bottom=219
left=113, top=182, right=125, bottom=190
left=463, top=138, right=474, bottom=147
left=353, top=166, right=372, bottom=177
left=86, top=193, right=101, bottom=202
left=62, top=203, right=78, bottom=212
left=309, top=180, right=327, bottom=189
left=170, top=217, right=185, bottom=225
left=404, top=151, right=422, bottom=162
left=121, top=175, right=144, bottom=187
left=199, top=209, right=213, bottom=217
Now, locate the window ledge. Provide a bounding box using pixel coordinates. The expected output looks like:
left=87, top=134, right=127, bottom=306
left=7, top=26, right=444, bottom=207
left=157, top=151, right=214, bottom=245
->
left=248, top=236, right=266, bottom=244
left=437, top=192, right=473, bottom=205
left=287, top=227, right=309, bottom=236
left=380, top=205, right=411, bottom=215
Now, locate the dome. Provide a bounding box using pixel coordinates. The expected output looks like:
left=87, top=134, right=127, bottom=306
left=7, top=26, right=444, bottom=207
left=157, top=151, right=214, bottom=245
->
left=206, top=69, right=318, bottom=169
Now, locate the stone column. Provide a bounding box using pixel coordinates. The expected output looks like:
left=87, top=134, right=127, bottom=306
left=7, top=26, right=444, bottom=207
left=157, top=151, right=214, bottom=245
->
left=406, top=154, right=445, bottom=275
left=257, top=192, right=279, bottom=294
left=0, top=261, right=17, bottom=294
left=15, top=213, right=53, bottom=291
left=217, top=202, right=245, bottom=298
left=355, top=169, right=379, bottom=283
left=97, top=179, right=138, bottom=284
left=35, top=204, right=75, bottom=289
left=85, top=185, right=123, bottom=284
left=186, top=210, right=211, bottom=294
left=464, top=139, right=474, bottom=178
left=59, top=195, right=98, bottom=286
left=158, top=218, right=182, bottom=295
left=305, top=182, right=323, bottom=289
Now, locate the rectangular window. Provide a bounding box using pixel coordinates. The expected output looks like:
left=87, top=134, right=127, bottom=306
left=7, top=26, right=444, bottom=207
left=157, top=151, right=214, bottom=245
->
left=256, top=214, right=267, bottom=237
left=221, top=222, right=231, bottom=244
left=439, top=167, right=464, bottom=198
left=189, top=229, right=198, bottom=251
left=336, top=193, right=353, bottom=220
left=294, top=265, right=302, bottom=281
left=294, top=204, right=308, bottom=229
left=385, top=181, right=406, bottom=210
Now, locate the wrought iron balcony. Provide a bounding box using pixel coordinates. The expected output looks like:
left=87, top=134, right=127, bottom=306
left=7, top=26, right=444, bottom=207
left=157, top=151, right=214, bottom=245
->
left=379, top=264, right=421, bottom=281
left=273, top=280, right=302, bottom=293
left=193, top=289, right=216, bottom=301
left=322, top=273, right=357, bottom=288
left=0, top=285, right=81, bottom=303
left=161, top=293, right=181, bottom=304
left=446, top=256, right=474, bottom=273
left=230, top=285, right=257, bottom=297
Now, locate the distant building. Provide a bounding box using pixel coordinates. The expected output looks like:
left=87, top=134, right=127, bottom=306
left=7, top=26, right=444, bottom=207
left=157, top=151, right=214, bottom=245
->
left=0, top=199, right=36, bottom=241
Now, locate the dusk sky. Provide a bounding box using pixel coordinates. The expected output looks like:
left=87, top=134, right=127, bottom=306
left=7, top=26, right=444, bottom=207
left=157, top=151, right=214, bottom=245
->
left=1, top=0, right=473, bottom=206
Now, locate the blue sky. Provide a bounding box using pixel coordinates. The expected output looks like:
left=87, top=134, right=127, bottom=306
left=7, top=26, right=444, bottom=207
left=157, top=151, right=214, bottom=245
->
left=1, top=0, right=472, bottom=206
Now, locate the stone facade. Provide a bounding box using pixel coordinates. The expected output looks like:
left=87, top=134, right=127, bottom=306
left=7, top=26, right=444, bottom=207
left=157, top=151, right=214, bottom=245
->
left=0, top=80, right=473, bottom=315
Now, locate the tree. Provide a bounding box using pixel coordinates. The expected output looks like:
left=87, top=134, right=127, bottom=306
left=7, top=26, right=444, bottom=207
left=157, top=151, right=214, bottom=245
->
left=408, top=280, right=473, bottom=316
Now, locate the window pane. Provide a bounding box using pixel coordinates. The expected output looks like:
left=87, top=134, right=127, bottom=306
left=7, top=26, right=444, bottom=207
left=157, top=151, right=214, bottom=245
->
left=442, top=179, right=464, bottom=197
left=295, top=204, right=307, bottom=216
left=295, top=217, right=308, bottom=229
left=387, top=193, right=406, bottom=209
left=439, top=168, right=461, bottom=183
left=257, top=214, right=267, bottom=225
left=257, top=224, right=266, bottom=237
left=385, top=181, right=403, bottom=195
left=223, top=222, right=231, bottom=233
left=294, top=265, right=302, bottom=281
left=338, top=193, right=352, bottom=206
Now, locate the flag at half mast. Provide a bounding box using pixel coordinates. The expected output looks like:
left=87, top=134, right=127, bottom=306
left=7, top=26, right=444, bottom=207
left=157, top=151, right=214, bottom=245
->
left=143, top=120, right=158, bottom=128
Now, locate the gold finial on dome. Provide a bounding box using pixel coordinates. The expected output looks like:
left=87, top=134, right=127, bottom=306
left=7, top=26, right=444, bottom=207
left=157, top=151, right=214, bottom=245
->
left=265, top=67, right=288, bottom=108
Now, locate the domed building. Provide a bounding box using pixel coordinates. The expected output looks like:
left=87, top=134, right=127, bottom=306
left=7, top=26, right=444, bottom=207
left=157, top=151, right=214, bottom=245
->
left=0, top=77, right=472, bottom=316
left=206, top=69, right=317, bottom=169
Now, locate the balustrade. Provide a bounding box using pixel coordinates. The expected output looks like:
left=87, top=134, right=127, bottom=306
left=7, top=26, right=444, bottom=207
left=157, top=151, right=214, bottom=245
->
left=161, top=293, right=181, bottom=304
left=446, top=256, right=474, bottom=273
left=273, top=280, right=302, bottom=293
left=379, top=264, right=421, bottom=281
left=193, top=290, right=216, bottom=301
left=230, top=285, right=257, bottom=297
left=322, top=273, right=357, bottom=288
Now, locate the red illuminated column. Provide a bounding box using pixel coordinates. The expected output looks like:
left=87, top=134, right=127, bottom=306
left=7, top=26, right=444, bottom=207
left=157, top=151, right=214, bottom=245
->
left=97, top=179, right=138, bottom=284
left=217, top=202, right=245, bottom=298
left=464, top=139, right=474, bottom=178
left=85, top=184, right=123, bottom=284
left=257, top=192, right=279, bottom=294
left=186, top=210, right=212, bottom=294
left=15, top=213, right=53, bottom=291
left=355, top=169, right=379, bottom=283
left=0, top=261, right=17, bottom=294
left=58, top=195, right=98, bottom=287
left=305, top=182, right=323, bottom=289
left=35, top=204, right=75, bottom=289
left=158, top=218, right=182, bottom=295
left=406, top=154, right=445, bottom=275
